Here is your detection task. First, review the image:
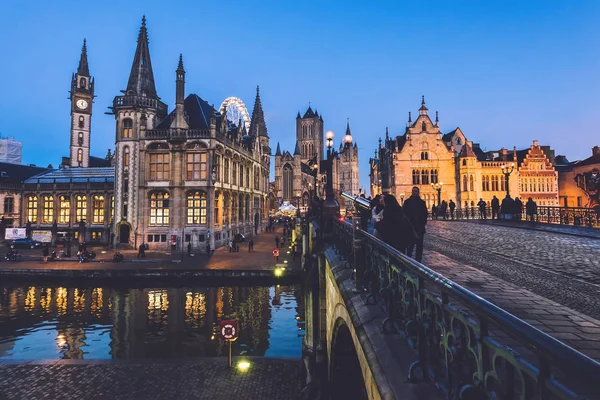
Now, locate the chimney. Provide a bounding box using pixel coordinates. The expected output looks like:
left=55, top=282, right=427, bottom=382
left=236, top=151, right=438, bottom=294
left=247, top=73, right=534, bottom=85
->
left=593, top=146, right=600, bottom=156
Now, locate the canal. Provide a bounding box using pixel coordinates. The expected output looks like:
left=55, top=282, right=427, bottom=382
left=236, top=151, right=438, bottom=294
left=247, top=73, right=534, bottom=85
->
left=0, top=283, right=305, bottom=360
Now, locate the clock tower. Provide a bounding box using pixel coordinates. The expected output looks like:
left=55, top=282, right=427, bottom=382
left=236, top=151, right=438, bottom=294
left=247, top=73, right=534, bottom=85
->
left=69, top=39, right=94, bottom=168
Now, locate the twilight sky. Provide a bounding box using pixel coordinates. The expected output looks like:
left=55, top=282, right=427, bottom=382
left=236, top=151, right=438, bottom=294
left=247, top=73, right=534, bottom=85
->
left=0, top=0, right=599, bottom=191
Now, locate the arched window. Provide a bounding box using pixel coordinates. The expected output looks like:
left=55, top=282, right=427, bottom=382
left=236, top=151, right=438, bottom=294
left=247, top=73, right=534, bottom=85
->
left=77, top=149, right=83, bottom=163
left=123, top=147, right=130, bottom=167
left=501, top=176, right=506, bottom=192
left=430, top=169, right=438, bottom=184
left=92, top=195, right=105, bottom=224
left=482, top=176, right=489, bottom=191
left=422, top=121, right=426, bottom=131
left=462, top=159, right=467, bottom=166
left=469, top=175, right=474, bottom=191
left=186, top=152, right=207, bottom=180
left=214, top=192, right=221, bottom=226
left=187, top=191, right=207, bottom=224
left=231, top=194, right=238, bottom=224
left=76, top=195, right=87, bottom=222
left=27, top=195, right=38, bottom=223
left=224, top=158, right=230, bottom=183
left=42, top=195, right=54, bottom=223
left=80, top=77, right=86, bottom=88
left=78, top=132, right=84, bottom=146
left=283, top=164, right=293, bottom=200
left=421, top=169, right=429, bottom=184
left=412, top=170, right=420, bottom=185
left=420, top=151, right=428, bottom=160
left=223, top=193, right=230, bottom=225
left=463, top=175, right=468, bottom=192
left=239, top=164, right=244, bottom=187
left=122, top=118, right=133, bottom=138
left=59, top=196, right=70, bottom=224
left=78, top=116, right=84, bottom=128
left=149, top=192, right=170, bottom=226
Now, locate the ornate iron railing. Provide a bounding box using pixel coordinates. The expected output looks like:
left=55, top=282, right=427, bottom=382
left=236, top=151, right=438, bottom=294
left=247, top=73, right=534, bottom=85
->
left=329, top=211, right=600, bottom=399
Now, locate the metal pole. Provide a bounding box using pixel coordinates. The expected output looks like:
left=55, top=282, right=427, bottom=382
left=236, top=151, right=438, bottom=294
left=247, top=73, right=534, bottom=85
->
left=505, top=173, right=510, bottom=197
left=228, top=340, right=232, bottom=368
left=181, top=225, right=185, bottom=261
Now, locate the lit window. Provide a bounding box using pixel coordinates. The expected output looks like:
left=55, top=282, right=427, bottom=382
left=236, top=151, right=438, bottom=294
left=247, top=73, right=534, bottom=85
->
left=76, top=195, right=87, bottom=222
left=92, top=195, right=105, bottom=224
left=150, top=192, right=170, bottom=226
left=149, top=153, right=170, bottom=180
left=123, top=147, right=130, bottom=167
left=42, top=195, right=54, bottom=224
left=186, top=191, right=207, bottom=224
left=77, top=149, right=83, bottom=163
left=59, top=196, right=70, bottom=224
left=27, top=196, right=38, bottom=223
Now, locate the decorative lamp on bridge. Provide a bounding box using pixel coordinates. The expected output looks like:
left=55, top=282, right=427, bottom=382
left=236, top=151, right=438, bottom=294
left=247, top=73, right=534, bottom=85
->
left=501, top=163, right=515, bottom=197
left=431, top=182, right=443, bottom=205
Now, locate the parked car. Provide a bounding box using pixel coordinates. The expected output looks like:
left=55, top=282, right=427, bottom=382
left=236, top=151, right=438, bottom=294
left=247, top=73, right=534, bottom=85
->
left=8, top=238, right=46, bottom=249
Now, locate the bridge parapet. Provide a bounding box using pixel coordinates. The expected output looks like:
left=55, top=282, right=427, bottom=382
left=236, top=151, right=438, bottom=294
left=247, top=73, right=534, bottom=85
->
left=328, top=215, right=600, bottom=399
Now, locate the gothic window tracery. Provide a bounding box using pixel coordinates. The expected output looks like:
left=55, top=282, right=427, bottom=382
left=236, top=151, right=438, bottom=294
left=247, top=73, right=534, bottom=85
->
left=92, top=195, right=105, bottom=224
left=27, top=195, right=37, bottom=223
left=76, top=195, right=87, bottom=222
left=187, top=191, right=207, bottom=224
left=122, top=118, right=133, bottom=138
left=42, top=195, right=54, bottom=224
left=149, top=192, right=170, bottom=226
left=59, top=196, right=69, bottom=224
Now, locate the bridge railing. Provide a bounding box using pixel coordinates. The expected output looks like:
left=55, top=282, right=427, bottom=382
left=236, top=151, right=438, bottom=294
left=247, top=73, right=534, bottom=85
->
left=330, top=194, right=600, bottom=399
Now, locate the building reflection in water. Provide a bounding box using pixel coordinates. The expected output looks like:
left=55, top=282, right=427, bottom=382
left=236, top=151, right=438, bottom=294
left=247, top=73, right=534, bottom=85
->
left=0, top=284, right=305, bottom=360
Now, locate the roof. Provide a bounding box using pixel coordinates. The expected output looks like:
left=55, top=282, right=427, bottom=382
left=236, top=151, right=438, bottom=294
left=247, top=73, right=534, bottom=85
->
left=458, top=144, right=477, bottom=158
left=24, top=167, right=114, bottom=184
left=155, top=94, right=218, bottom=130
left=125, top=16, right=158, bottom=99
left=89, top=156, right=112, bottom=167
left=0, top=163, right=49, bottom=184
left=303, top=106, right=315, bottom=118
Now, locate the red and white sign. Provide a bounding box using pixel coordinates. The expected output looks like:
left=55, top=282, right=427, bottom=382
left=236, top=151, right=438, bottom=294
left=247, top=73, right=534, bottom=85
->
left=219, top=320, right=238, bottom=341
left=272, top=248, right=280, bottom=257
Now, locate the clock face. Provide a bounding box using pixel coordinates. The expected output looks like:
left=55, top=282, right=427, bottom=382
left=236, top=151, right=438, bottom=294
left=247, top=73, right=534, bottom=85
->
left=76, top=99, right=88, bottom=110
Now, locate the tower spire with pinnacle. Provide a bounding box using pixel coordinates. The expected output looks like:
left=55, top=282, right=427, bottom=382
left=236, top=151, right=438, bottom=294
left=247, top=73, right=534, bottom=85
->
left=125, top=15, right=159, bottom=99
left=249, top=85, right=268, bottom=137
left=77, top=39, right=89, bottom=76
left=419, top=95, right=428, bottom=115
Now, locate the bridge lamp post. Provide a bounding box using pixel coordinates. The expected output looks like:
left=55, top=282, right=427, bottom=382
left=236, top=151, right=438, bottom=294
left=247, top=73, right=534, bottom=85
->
left=431, top=182, right=443, bottom=205
left=323, top=130, right=340, bottom=232
left=501, top=163, right=515, bottom=197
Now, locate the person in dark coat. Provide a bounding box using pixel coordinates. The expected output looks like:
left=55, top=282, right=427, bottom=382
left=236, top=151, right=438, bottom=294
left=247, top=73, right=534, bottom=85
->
left=477, top=198, right=487, bottom=220
left=514, top=197, right=523, bottom=220
left=525, top=197, right=537, bottom=223
left=379, top=194, right=411, bottom=253
left=448, top=200, right=456, bottom=220
left=370, top=194, right=385, bottom=238
left=403, top=187, right=428, bottom=262
left=491, top=196, right=500, bottom=220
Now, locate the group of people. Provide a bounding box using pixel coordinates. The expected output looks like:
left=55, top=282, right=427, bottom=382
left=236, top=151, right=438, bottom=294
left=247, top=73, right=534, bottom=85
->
left=430, top=200, right=456, bottom=220
left=475, top=195, right=538, bottom=222
left=370, top=186, right=428, bottom=262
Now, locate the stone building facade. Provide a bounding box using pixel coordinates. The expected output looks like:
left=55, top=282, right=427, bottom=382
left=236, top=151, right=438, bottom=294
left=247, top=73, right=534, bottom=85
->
left=109, top=18, right=270, bottom=251
left=556, top=146, right=600, bottom=209
left=272, top=110, right=359, bottom=213
left=370, top=97, right=558, bottom=208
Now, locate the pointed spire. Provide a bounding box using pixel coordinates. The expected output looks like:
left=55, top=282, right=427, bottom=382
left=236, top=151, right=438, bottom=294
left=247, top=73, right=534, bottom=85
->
left=435, top=111, right=439, bottom=126
left=275, top=142, right=281, bottom=156
left=294, top=141, right=301, bottom=156
left=125, top=15, right=158, bottom=99
left=408, top=112, right=412, bottom=124
left=346, top=118, right=351, bottom=135
left=177, top=53, right=184, bottom=71
left=296, top=111, right=301, bottom=119
left=385, top=127, right=389, bottom=140
left=249, top=85, right=268, bottom=137
left=314, top=109, right=319, bottom=118
left=77, top=39, right=89, bottom=76
left=419, top=95, right=428, bottom=115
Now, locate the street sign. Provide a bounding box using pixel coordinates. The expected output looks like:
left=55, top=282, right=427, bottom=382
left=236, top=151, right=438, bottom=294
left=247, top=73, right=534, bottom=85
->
left=272, top=248, right=280, bottom=257
left=219, top=320, right=238, bottom=341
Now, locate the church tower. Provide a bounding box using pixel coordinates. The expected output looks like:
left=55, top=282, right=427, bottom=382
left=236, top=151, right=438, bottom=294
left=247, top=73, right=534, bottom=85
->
left=296, top=106, right=324, bottom=163
left=339, top=120, right=360, bottom=196
left=109, top=16, right=167, bottom=245
left=69, top=39, right=94, bottom=167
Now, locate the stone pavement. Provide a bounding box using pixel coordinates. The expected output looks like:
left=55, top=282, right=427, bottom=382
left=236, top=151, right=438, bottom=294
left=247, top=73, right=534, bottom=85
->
left=0, top=225, right=300, bottom=272
left=422, top=220, right=600, bottom=362
left=0, top=358, right=303, bottom=400
left=469, top=218, right=600, bottom=239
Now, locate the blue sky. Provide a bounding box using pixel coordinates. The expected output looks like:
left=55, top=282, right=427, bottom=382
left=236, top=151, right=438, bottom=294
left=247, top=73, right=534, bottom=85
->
left=0, top=0, right=599, bottom=191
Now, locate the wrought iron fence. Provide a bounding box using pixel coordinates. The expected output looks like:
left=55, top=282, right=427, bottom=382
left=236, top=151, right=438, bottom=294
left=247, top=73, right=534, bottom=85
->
left=329, top=216, right=600, bottom=399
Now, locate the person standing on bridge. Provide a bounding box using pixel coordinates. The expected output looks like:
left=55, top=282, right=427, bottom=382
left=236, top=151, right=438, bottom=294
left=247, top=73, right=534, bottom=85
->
left=380, top=194, right=412, bottom=253
left=491, top=195, right=500, bottom=220
left=478, top=198, right=487, bottom=219
left=449, top=199, right=456, bottom=220
left=525, top=197, right=537, bottom=223
left=370, top=194, right=385, bottom=238
left=403, top=187, right=428, bottom=262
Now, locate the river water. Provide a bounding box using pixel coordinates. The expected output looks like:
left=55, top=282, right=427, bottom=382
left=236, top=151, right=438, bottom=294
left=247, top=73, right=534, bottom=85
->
left=0, top=284, right=305, bottom=360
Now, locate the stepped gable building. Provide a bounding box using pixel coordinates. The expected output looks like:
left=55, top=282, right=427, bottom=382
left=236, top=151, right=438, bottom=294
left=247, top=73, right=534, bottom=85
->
left=109, top=17, right=270, bottom=251
left=272, top=108, right=360, bottom=213
left=20, top=39, right=114, bottom=245
left=370, top=97, right=558, bottom=208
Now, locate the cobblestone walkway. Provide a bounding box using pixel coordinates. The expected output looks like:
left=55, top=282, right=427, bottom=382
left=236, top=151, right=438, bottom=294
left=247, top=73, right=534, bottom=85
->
left=423, top=220, right=600, bottom=362
left=0, top=358, right=303, bottom=400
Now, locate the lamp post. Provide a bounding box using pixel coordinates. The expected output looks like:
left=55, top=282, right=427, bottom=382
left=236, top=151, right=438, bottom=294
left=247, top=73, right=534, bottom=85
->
left=501, top=163, right=515, bottom=197
left=431, top=182, right=443, bottom=205
left=399, top=193, right=405, bottom=205
left=323, top=130, right=340, bottom=232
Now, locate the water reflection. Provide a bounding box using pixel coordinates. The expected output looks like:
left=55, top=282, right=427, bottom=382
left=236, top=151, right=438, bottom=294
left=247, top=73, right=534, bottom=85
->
left=0, top=284, right=305, bottom=360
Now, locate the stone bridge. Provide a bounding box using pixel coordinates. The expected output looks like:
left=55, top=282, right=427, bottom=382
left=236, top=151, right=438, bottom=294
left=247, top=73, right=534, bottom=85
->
left=299, top=216, right=600, bottom=400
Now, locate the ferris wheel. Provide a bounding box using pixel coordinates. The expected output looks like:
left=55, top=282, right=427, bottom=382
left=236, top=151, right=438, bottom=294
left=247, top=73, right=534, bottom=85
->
left=219, top=97, right=251, bottom=130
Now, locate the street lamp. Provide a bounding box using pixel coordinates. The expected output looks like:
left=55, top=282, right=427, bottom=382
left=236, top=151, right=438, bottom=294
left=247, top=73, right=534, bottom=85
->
left=501, top=163, right=515, bottom=197
left=431, top=182, right=443, bottom=205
